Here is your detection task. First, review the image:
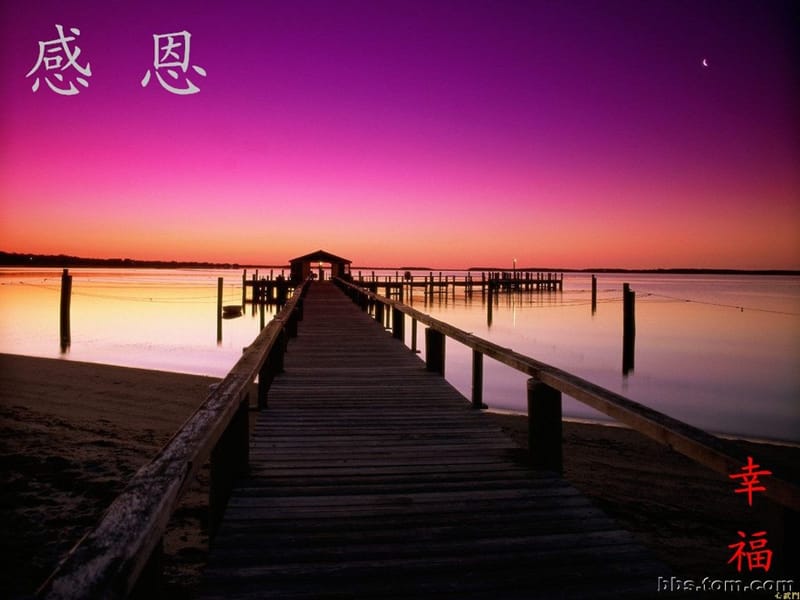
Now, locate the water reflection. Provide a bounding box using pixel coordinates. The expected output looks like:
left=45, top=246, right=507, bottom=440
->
left=1, top=268, right=798, bottom=442
left=396, top=272, right=799, bottom=442
left=0, top=268, right=280, bottom=377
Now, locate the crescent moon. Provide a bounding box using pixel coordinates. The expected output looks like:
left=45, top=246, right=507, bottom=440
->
left=702, top=58, right=709, bottom=67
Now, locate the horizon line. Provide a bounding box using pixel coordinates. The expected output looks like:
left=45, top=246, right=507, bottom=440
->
left=1, top=251, right=798, bottom=276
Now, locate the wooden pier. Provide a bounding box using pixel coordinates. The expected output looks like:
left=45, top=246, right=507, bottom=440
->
left=38, top=276, right=800, bottom=599
left=199, top=282, right=662, bottom=598
left=355, top=271, right=564, bottom=302
left=243, top=275, right=289, bottom=305
left=243, top=269, right=563, bottom=305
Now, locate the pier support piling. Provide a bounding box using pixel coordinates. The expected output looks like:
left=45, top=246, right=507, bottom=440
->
left=209, top=395, right=249, bottom=538
left=471, top=350, right=485, bottom=409
left=424, top=328, right=445, bottom=375
left=527, top=379, right=562, bottom=473
left=623, top=283, right=636, bottom=375
left=392, top=307, right=404, bottom=341
left=216, top=278, right=223, bottom=343
left=59, top=268, right=72, bottom=352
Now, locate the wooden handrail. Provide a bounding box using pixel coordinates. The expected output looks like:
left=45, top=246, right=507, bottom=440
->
left=335, top=277, right=800, bottom=513
left=37, top=279, right=310, bottom=600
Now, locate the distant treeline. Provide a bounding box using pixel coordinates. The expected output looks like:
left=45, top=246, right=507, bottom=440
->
left=468, top=266, right=800, bottom=276
left=0, top=252, right=273, bottom=270
left=1, top=252, right=796, bottom=275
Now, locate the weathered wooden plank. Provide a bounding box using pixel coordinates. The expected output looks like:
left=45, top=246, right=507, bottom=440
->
left=207, top=529, right=646, bottom=565
left=216, top=494, right=595, bottom=520
left=203, top=544, right=663, bottom=586
left=213, top=504, right=616, bottom=536
left=244, top=462, right=549, bottom=479
left=211, top=514, right=621, bottom=545
left=226, top=486, right=585, bottom=509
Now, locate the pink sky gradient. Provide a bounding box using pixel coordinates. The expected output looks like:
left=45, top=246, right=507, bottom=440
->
left=1, top=1, right=798, bottom=269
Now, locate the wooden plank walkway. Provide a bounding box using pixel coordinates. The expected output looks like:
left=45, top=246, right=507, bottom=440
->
left=200, top=282, right=666, bottom=598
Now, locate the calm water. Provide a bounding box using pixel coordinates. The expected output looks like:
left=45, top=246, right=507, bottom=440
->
left=1, top=268, right=798, bottom=442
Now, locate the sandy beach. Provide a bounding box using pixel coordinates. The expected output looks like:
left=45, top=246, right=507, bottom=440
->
left=1, top=353, right=797, bottom=597
left=0, top=354, right=219, bottom=599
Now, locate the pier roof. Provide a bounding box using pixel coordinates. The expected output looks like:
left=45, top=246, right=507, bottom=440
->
left=289, top=250, right=351, bottom=282
left=288, top=249, right=351, bottom=265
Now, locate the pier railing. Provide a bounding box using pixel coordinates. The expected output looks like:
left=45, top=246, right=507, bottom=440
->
left=334, top=277, right=800, bottom=514
left=37, top=280, right=310, bottom=600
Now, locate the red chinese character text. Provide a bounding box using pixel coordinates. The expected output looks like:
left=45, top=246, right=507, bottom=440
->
left=727, top=530, right=772, bottom=573
left=729, top=456, right=772, bottom=506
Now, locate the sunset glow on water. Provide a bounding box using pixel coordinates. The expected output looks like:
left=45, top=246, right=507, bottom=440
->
left=1, top=3, right=798, bottom=441
left=1, top=268, right=798, bottom=442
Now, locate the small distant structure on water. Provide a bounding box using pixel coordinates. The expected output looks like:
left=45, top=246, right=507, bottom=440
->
left=289, top=249, right=352, bottom=283
left=243, top=250, right=353, bottom=305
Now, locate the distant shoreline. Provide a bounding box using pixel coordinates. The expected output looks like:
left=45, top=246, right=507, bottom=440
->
left=0, top=251, right=278, bottom=271
left=2, top=251, right=798, bottom=276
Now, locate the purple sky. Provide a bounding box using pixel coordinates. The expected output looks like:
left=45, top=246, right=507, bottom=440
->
left=1, top=1, right=797, bottom=268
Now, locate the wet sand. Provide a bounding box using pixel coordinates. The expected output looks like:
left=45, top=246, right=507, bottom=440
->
left=1, top=353, right=797, bottom=597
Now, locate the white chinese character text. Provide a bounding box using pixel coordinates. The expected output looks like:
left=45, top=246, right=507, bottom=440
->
left=141, top=30, right=207, bottom=95
left=27, top=24, right=92, bottom=95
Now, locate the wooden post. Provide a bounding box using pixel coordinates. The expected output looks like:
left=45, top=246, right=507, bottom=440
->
left=259, top=331, right=285, bottom=409
left=209, top=396, right=249, bottom=538
left=471, top=350, right=484, bottom=409
left=425, top=328, right=445, bottom=375
left=623, top=283, right=636, bottom=335
left=59, top=268, right=72, bottom=351
left=287, top=308, right=299, bottom=338
left=411, top=318, right=418, bottom=353
left=591, top=275, right=597, bottom=314
left=241, top=269, right=247, bottom=306
left=392, top=307, right=404, bottom=341
left=487, top=283, right=494, bottom=327
left=258, top=359, right=270, bottom=410
left=527, top=379, right=562, bottom=473
left=216, top=277, right=223, bottom=343
left=375, top=301, right=384, bottom=327
left=623, top=283, right=636, bottom=375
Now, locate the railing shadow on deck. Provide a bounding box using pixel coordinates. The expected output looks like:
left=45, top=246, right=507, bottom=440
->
left=36, top=280, right=311, bottom=600
left=334, top=277, right=800, bottom=570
